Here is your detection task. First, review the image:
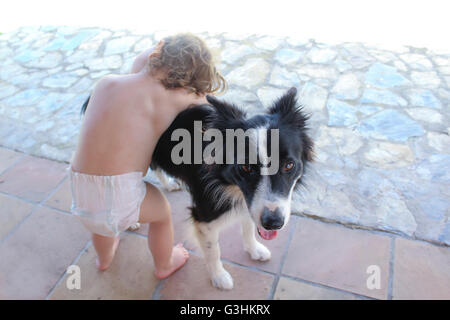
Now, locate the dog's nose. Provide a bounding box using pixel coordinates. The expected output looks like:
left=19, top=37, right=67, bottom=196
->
left=261, top=207, right=284, bottom=230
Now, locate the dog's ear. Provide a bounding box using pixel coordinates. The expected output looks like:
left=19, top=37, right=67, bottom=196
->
left=206, top=95, right=246, bottom=121
left=269, top=87, right=315, bottom=162
left=302, top=135, right=315, bottom=162
left=268, top=87, right=309, bottom=130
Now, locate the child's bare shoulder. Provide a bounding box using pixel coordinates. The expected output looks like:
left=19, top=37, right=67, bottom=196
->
left=90, top=74, right=137, bottom=109
left=93, top=74, right=126, bottom=97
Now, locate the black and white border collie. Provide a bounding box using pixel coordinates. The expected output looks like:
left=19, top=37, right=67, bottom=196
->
left=151, top=87, right=314, bottom=290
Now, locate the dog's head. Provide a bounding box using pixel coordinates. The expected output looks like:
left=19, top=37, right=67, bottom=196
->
left=205, top=87, right=313, bottom=240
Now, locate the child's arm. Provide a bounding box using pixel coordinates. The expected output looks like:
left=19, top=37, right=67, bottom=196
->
left=130, top=48, right=154, bottom=73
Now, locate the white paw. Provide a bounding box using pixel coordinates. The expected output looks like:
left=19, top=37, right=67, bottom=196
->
left=163, top=178, right=182, bottom=192
left=211, top=268, right=234, bottom=290
left=127, top=222, right=141, bottom=231
left=246, top=242, right=271, bottom=261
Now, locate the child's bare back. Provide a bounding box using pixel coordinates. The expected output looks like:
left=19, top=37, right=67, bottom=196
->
left=69, top=33, right=226, bottom=277
left=71, top=71, right=206, bottom=176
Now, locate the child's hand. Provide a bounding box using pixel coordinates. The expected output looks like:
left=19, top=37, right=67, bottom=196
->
left=130, top=47, right=155, bottom=73
left=191, top=93, right=208, bottom=106
left=185, top=93, right=208, bottom=109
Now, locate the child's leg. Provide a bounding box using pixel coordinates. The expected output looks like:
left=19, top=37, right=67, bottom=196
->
left=138, top=182, right=189, bottom=279
left=92, top=233, right=120, bottom=271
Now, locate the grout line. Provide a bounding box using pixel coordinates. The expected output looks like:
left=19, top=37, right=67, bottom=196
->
left=387, top=237, right=396, bottom=300
left=41, top=204, right=72, bottom=215
left=0, top=189, right=40, bottom=205
left=219, top=257, right=277, bottom=277
left=42, top=175, right=69, bottom=205
left=0, top=153, right=26, bottom=177
left=279, top=274, right=376, bottom=300
left=0, top=144, right=70, bottom=165
left=295, top=213, right=399, bottom=238
left=151, top=279, right=166, bottom=300
left=267, top=216, right=298, bottom=300
left=0, top=202, right=40, bottom=246
left=0, top=175, right=69, bottom=245
left=124, top=229, right=148, bottom=239
left=45, top=240, right=92, bottom=300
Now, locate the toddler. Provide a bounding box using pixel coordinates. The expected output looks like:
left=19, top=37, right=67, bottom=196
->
left=70, top=33, right=226, bottom=278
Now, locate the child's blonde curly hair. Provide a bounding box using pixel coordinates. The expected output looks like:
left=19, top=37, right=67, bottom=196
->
left=148, top=33, right=226, bottom=95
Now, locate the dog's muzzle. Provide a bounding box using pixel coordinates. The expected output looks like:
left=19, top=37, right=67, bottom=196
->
left=260, top=207, right=284, bottom=230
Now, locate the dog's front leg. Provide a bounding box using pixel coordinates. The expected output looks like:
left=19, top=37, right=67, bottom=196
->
left=194, top=221, right=233, bottom=290
left=241, top=214, right=271, bottom=261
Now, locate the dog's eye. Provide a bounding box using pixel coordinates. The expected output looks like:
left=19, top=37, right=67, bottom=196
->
left=240, top=165, right=252, bottom=173
left=283, top=161, right=295, bottom=172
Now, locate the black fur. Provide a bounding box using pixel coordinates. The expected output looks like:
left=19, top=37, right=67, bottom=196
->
left=81, top=96, right=90, bottom=115
left=151, top=87, right=313, bottom=223
left=80, top=87, right=314, bottom=226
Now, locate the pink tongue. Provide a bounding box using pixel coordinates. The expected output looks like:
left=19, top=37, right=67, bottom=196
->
left=258, top=227, right=278, bottom=240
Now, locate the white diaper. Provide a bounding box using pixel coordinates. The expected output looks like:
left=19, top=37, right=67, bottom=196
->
left=69, top=168, right=147, bottom=237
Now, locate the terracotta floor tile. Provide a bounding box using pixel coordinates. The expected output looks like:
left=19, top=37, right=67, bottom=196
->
left=274, top=277, right=358, bottom=300
left=282, top=218, right=391, bottom=299
left=45, top=177, right=71, bottom=212
left=0, top=207, right=90, bottom=299
left=160, top=254, right=274, bottom=300
left=393, top=238, right=450, bottom=300
left=49, top=233, right=159, bottom=300
left=0, top=193, right=34, bottom=241
left=0, top=155, right=68, bottom=202
left=0, top=147, right=23, bottom=173
left=219, top=216, right=297, bottom=273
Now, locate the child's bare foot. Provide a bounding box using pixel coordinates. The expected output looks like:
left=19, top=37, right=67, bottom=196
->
left=154, top=243, right=189, bottom=279
left=96, top=236, right=120, bottom=271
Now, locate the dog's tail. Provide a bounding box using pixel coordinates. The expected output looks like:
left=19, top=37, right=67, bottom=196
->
left=80, top=95, right=91, bottom=115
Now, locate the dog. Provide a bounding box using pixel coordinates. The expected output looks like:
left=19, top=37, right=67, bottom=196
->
left=80, top=87, right=313, bottom=289
left=150, top=87, right=314, bottom=289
